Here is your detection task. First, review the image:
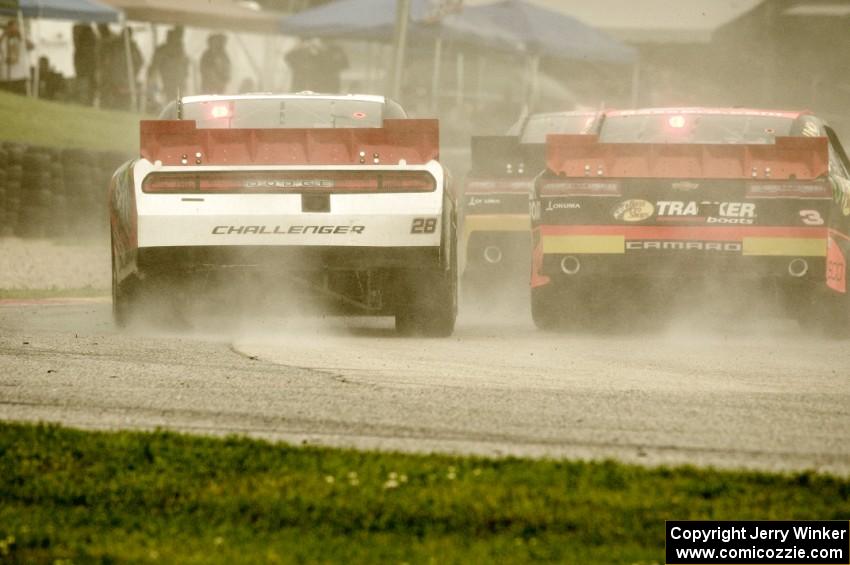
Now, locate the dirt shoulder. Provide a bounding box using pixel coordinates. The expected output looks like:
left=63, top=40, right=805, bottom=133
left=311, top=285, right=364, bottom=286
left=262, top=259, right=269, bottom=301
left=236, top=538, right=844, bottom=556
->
left=0, top=237, right=109, bottom=293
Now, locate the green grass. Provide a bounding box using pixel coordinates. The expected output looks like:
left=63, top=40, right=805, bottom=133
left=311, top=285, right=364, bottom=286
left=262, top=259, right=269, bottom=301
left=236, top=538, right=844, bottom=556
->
left=0, top=91, right=141, bottom=154
left=0, top=422, right=848, bottom=564
left=0, top=287, right=108, bottom=300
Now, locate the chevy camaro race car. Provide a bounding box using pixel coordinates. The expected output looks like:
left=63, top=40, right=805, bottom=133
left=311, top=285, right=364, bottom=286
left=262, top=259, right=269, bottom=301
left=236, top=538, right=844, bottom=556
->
left=530, top=107, right=850, bottom=332
left=461, top=111, right=600, bottom=287
left=109, top=94, right=457, bottom=336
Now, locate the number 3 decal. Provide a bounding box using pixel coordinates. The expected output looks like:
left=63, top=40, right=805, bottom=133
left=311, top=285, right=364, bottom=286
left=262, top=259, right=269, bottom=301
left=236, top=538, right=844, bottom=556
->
left=411, top=218, right=438, bottom=234
left=799, top=210, right=824, bottom=226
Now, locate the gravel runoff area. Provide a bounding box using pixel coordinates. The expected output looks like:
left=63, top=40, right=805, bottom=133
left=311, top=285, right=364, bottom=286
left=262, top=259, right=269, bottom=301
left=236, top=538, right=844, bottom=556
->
left=1, top=236, right=849, bottom=475
left=1, top=301, right=849, bottom=475
left=0, top=237, right=110, bottom=291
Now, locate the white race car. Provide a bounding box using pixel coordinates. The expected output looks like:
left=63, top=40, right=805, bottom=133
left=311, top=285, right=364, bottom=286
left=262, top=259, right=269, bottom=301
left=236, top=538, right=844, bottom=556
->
left=109, top=93, right=457, bottom=335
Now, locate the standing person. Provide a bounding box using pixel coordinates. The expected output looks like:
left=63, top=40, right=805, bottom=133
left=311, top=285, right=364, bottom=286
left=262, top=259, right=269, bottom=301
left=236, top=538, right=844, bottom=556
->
left=96, top=23, right=115, bottom=107
left=0, top=19, right=33, bottom=96
left=285, top=38, right=320, bottom=92
left=102, top=27, right=143, bottom=110
left=285, top=38, right=348, bottom=93
left=200, top=33, right=230, bottom=94
left=72, top=23, right=97, bottom=105
left=147, top=26, right=189, bottom=104
left=315, top=40, right=348, bottom=93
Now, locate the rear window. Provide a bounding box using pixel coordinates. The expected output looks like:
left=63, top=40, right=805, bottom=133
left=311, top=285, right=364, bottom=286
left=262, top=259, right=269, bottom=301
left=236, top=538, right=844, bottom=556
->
left=519, top=114, right=598, bottom=143
left=599, top=113, right=795, bottom=144
left=162, top=98, right=405, bottom=129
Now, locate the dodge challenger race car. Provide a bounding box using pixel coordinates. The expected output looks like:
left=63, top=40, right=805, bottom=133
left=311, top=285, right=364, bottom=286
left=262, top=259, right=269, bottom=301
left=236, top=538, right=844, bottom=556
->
left=461, top=111, right=600, bottom=286
left=530, top=107, right=850, bottom=332
left=109, top=93, right=457, bottom=336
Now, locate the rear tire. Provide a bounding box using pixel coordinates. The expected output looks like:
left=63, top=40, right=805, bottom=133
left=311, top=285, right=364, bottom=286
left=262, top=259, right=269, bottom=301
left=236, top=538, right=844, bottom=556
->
left=396, top=217, right=458, bottom=337
left=112, top=245, right=187, bottom=330
left=531, top=284, right=561, bottom=331
left=532, top=282, right=596, bottom=331
left=819, top=288, right=850, bottom=338
left=111, top=241, right=133, bottom=328
left=112, top=275, right=133, bottom=328
left=395, top=265, right=457, bottom=337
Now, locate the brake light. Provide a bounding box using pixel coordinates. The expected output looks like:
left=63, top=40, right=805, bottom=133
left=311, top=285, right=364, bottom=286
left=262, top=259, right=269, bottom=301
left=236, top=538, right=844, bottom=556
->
left=210, top=106, right=230, bottom=119
left=538, top=179, right=621, bottom=197
left=208, top=103, right=232, bottom=119
left=142, top=171, right=435, bottom=193
left=668, top=115, right=686, bottom=128
left=746, top=182, right=832, bottom=198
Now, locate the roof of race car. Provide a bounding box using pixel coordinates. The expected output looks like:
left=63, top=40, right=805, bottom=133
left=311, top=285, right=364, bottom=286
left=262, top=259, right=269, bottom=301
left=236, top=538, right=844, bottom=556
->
left=605, top=107, right=810, bottom=119
left=528, top=110, right=600, bottom=118
left=179, top=93, right=388, bottom=105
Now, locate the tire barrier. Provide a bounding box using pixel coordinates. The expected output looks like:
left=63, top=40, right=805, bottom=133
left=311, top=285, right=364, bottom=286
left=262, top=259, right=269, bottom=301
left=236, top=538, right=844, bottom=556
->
left=0, top=142, right=129, bottom=241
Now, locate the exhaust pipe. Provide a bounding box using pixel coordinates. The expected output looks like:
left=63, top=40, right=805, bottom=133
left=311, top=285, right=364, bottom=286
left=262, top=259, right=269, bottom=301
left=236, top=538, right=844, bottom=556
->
left=788, top=258, right=809, bottom=278
left=560, top=255, right=581, bottom=275
left=483, top=246, right=503, bottom=264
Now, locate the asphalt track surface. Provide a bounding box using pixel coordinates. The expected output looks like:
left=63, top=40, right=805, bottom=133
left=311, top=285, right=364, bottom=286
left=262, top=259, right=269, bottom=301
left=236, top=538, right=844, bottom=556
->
left=1, top=296, right=849, bottom=475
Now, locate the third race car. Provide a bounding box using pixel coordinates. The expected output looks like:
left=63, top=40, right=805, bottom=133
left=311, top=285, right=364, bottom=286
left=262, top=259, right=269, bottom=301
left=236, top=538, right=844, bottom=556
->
left=461, top=111, right=600, bottom=290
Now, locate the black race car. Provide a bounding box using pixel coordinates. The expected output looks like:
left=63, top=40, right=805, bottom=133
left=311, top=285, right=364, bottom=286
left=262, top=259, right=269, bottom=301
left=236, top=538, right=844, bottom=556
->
left=461, top=111, right=600, bottom=288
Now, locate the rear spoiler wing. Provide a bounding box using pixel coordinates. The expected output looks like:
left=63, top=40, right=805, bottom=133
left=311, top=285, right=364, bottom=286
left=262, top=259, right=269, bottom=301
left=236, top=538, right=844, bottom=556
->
left=545, top=134, right=829, bottom=180
left=470, top=135, right=545, bottom=178
left=140, top=119, right=439, bottom=166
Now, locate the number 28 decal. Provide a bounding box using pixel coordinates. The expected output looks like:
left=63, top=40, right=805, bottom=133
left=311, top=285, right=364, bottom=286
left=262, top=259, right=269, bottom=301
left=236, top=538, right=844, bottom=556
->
left=411, top=218, right=438, bottom=234
left=799, top=210, right=824, bottom=226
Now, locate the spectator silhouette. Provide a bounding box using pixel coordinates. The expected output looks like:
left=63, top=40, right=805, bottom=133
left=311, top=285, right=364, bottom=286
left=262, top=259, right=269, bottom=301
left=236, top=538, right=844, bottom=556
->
left=200, top=33, right=230, bottom=94
left=96, top=23, right=114, bottom=107
left=148, top=26, right=189, bottom=104
left=38, top=55, right=65, bottom=101
left=0, top=19, right=33, bottom=96
left=72, top=23, right=97, bottom=105
left=285, top=38, right=348, bottom=93
left=100, top=27, right=142, bottom=110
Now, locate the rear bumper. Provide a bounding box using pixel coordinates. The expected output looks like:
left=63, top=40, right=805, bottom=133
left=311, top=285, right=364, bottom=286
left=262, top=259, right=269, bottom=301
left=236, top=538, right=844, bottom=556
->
left=539, top=252, right=825, bottom=281
left=538, top=224, right=828, bottom=256
left=463, top=230, right=530, bottom=273
left=534, top=223, right=830, bottom=284
left=136, top=245, right=442, bottom=275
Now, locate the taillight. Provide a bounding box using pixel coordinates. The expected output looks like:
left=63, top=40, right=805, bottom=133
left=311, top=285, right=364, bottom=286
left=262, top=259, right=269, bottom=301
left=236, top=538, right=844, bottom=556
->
left=380, top=172, right=434, bottom=192
left=746, top=182, right=832, bottom=198
left=538, top=179, right=621, bottom=197
left=142, top=171, right=436, bottom=194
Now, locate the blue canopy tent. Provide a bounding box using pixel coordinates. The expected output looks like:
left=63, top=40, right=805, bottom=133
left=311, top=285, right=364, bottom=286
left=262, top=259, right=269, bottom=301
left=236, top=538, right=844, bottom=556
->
left=280, top=0, right=524, bottom=106
left=455, top=0, right=637, bottom=106
left=280, top=0, right=518, bottom=50
left=1, top=0, right=124, bottom=100
left=280, top=0, right=635, bottom=63
left=280, top=0, right=413, bottom=40
left=280, top=0, right=637, bottom=109
left=0, top=0, right=121, bottom=22
left=457, top=0, right=635, bottom=64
